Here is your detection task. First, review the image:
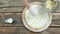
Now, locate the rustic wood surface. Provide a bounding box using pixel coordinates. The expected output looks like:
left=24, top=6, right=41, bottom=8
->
left=0, top=27, right=59, bottom=34
left=0, top=0, right=59, bottom=34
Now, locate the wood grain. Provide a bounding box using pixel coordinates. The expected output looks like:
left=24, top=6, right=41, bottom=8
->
left=0, top=0, right=23, bottom=7
left=0, top=0, right=59, bottom=34
left=0, top=27, right=59, bottom=34
left=0, top=0, right=59, bottom=13
left=0, top=0, right=43, bottom=7
left=0, top=13, right=59, bottom=27
left=0, top=7, right=24, bottom=13
left=0, top=13, right=23, bottom=27
left=0, top=7, right=59, bottom=13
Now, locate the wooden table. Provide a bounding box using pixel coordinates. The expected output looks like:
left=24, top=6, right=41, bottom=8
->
left=0, top=0, right=60, bottom=34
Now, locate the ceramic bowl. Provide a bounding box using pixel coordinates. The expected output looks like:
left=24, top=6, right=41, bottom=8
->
left=22, top=2, right=52, bottom=32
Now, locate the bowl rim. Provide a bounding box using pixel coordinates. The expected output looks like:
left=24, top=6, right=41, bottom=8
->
left=22, top=2, right=52, bottom=32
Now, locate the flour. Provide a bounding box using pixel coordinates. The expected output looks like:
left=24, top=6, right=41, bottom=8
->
left=25, top=4, right=49, bottom=28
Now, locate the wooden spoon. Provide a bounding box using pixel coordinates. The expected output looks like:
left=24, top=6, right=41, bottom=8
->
left=21, top=0, right=30, bottom=8
left=20, top=0, right=36, bottom=16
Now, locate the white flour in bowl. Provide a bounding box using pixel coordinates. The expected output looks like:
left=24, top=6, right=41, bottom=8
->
left=25, top=4, right=49, bottom=28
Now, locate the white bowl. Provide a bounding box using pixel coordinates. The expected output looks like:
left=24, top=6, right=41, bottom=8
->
left=22, top=2, right=52, bottom=32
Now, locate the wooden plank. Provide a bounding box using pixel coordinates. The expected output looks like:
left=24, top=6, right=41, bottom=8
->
left=52, top=13, right=60, bottom=20
left=0, top=0, right=59, bottom=13
left=0, top=0, right=42, bottom=13
left=54, top=9, right=60, bottom=13
left=0, top=0, right=43, bottom=7
left=0, top=6, right=59, bottom=13
left=0, top=7, right=59, bottom=13
left=0, top=7, right=24, bottom=13
left=0, top=13, right=60, bottom=26
left=0, top=13, right=59, bottom=26
left=0, top=0, right=23, bottom=7
left=0, top=27, right=59, bottom=34
left=0, top=0, right=41, bottom=13
left=0, top=13, right=23, bottom=27
left=0, top=0, right=57, bottom=6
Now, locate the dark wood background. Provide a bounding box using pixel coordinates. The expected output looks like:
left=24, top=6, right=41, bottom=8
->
left=0, top=0, right=60, bottom=34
